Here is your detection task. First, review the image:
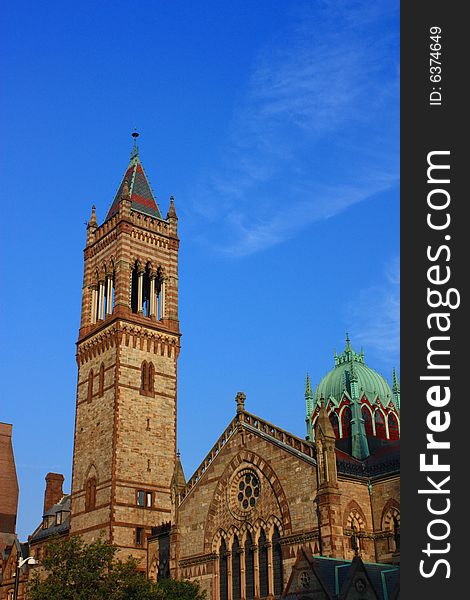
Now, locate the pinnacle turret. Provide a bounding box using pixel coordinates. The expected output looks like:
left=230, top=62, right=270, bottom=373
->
left=305, top=374, right=314, bottom=441
left=392, top=368, right=400, bottom=410
left=166, top=196, right=177, bottom=220
left=87, top=205, right=97, bottom=228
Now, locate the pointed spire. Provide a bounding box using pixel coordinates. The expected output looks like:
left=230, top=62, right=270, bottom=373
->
left=171, top=451, right=186, bottom=494
left=392, top=368, right=400, bottom=392
left=333, top=349, right=339, bottom=366
left=87, top=205, right=97, bottom=229
left=350, top=360, right=358, bottom=382
left=392, top=368, right=400, bottom=410
left=121, top=178, right=130, bottom=199
left=305, top=374, right=313, bottom=403
left=167, top=196, right=177, bottom=220
left=105, top=132, right=162, bottom=221
left=345, top=332, right=351, bottom=351
left=305, top=374, right=314, bottom=440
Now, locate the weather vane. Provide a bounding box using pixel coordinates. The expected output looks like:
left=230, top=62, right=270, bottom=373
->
left=131, top=129, right=140, bottom=158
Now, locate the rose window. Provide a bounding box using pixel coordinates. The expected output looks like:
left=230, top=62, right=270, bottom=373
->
left=237, top=472, right=260, bottom=510
left=229, top=468, right=262, bottom=518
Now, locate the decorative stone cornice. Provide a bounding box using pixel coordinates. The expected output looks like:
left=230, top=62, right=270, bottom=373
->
left=279, top=531, right=319, bottom=546
left=179, top=552, right=218, bottom=568
left=76, top=321, right=180, bottom=364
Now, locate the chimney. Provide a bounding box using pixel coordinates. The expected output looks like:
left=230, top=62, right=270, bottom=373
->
left=0, top=423, right=19, bottom=535
left=43, top=473, right=64, bottom=514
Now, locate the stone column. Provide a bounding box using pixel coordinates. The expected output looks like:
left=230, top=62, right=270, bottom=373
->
left=213, top=553, right=219, bottom=600
left=137, top=270, right=144, bottom=313
left=239, top=548, right=246, bottom=600
left=227, top=551, right=233, bottom=600
left=253, top=545, right=259, bottom=599
left=91, top=286, right=98, bottom=324
left=267, top=541, right=274, bottom=597
left=149, top=275, right=156, bottom=317
left=98, top=281, right=105, bottom=320
left=160, top=280, right=166, bottom=319
left=106, top=275, right=113, bottom=315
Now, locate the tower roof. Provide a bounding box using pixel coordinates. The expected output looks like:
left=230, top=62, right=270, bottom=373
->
left=313, top=336, right=393, bottom=407
left=105, top=139, right=162, bottom=221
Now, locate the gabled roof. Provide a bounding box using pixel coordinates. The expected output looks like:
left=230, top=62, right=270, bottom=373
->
left=283, top=553, right=399, bottom=600
left=105, top=149, right=162, bottom=221
left=29, top=495, right=71, bottom=543
left=179, top=408, right=315, bottom=504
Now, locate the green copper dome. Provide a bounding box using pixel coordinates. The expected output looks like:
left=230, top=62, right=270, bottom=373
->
left=313, top=335, right=393, bottom=406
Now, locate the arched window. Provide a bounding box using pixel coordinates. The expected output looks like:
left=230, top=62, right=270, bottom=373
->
left=232, top=535, right=241, bottom=600
left=99, top=363, right=105, bottom=397
left=245, top=532, right=255, bottom=600
left=362, top=406, right=373, bottom=436
left=141, top=361, right=148, bottom=392
left=329, top=411, right=340, bottom=438
left=258, top=529, right=268, bottom=598
left=388, top=413, right=400, bottom=440
left=219, top=538, right=228, bottom=600
left=131, top=262, right=139, bottom=313
left=272, top=525, right=283, bottom=597
left=85, top=477, right=96, bottom=511
left=141, top=362, right=155, bottom=396
left=87, top=370, right=94, bottom=403
left=341, top=406, right=352, bottom=438
left=375, top=410, right=387, bottom=439
left=156, top=270, right=165, bottom=320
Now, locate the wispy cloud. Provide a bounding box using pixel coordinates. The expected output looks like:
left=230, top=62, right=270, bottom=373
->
left=347, top=256, right=400, bottom=366
left=189, top=0, right=399, bottom=256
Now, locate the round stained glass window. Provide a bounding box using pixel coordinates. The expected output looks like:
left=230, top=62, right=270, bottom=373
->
left=229, top=468, right=261, bottom=517
left=237, top=473, right=259, bottom=510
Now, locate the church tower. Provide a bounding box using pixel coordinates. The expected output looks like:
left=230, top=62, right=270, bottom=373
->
left=70, top=134, right=180, bottom=564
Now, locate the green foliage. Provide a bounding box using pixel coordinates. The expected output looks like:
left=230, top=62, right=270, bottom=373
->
left=29, top=536, right=206, bottom=600
left=157, top=577, right=207, bottom=600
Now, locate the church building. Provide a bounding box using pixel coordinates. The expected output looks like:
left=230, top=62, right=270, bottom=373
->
left=0, top=139, right=400, bottom=600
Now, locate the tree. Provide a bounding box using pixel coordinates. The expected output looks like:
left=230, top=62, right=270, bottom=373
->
left=157, top=577, right=207, bottom=600
left=29, top=536, right=206, bottom=600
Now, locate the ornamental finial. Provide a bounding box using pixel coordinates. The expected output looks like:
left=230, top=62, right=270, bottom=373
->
left=236, top=391, right=246, bottom=414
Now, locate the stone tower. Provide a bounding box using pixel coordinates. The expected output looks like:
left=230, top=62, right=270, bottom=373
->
left=70, top=135, right=180, bottom=564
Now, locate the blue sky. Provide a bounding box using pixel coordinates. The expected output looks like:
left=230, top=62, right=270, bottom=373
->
left=0, top=0, right=399, bottom=540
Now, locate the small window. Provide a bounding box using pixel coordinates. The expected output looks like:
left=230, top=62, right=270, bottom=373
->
left=136, top=527, right=144, bottom=546
left=148, top=363, right=155, bottom=392
left=85, top=477, right=97, bottom=512
left=146, top=491, right=153, bottom=508
left=99, top=363, right=105, bottom=397
left=87, top=369, right=94, bottom=403
left=137, top=490, right=145, bottom=507
left=56, top=511, right=62, bottom=526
